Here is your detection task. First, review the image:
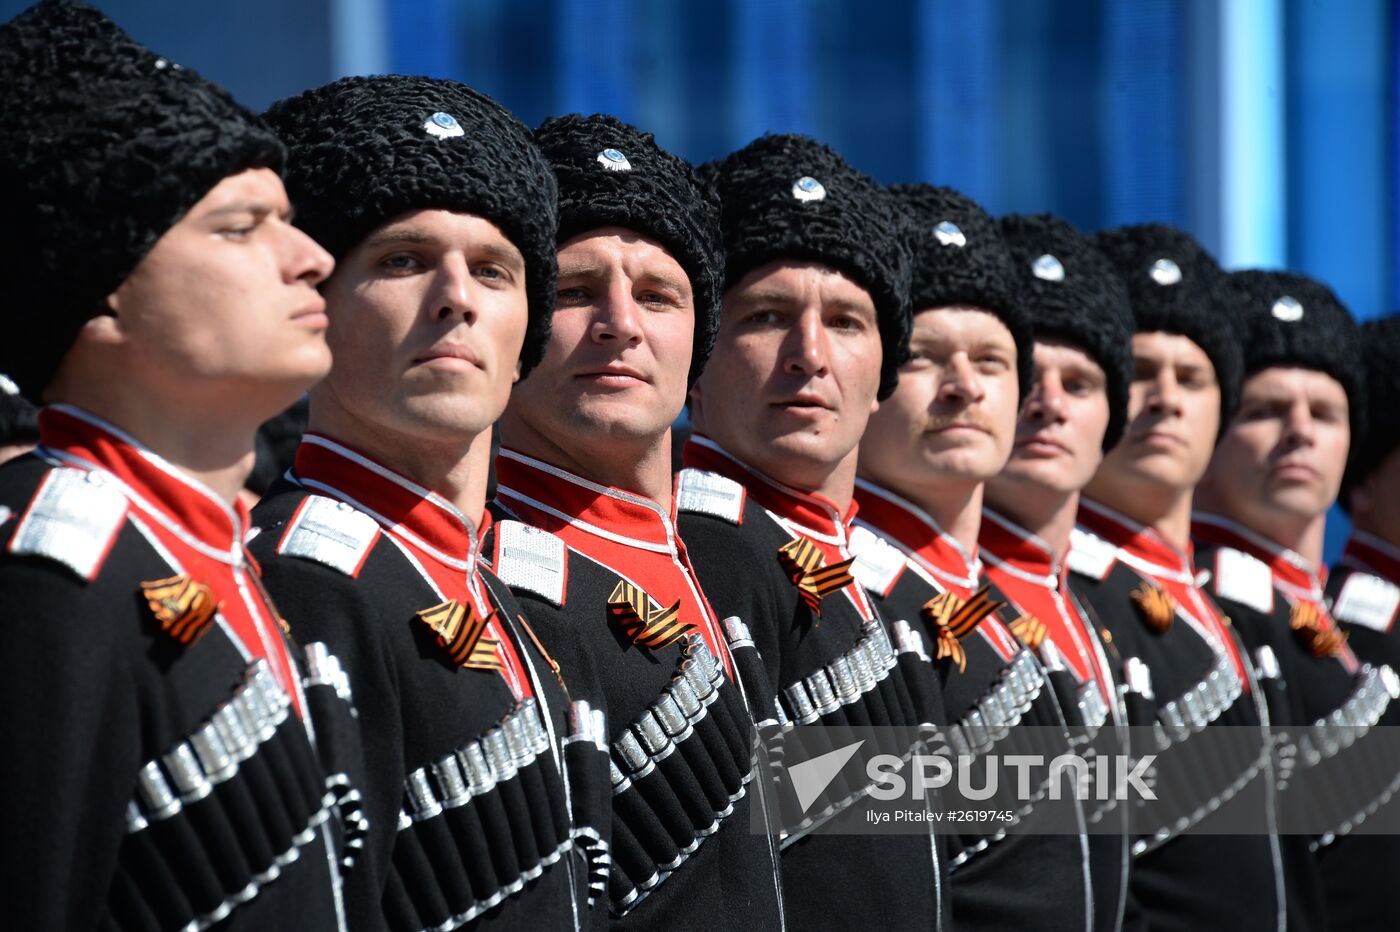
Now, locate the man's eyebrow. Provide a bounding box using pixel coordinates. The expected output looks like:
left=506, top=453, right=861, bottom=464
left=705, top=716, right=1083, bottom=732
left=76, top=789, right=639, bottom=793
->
left=638, top=271, right=690, bottom=294
left=556, top=259, right=607, bottom=279
left=477, top=241, right=525, bottom=267
left=732, top=288, right=799, bottom=307
left=206, top=201, right=283, bottom=218
left=361, top=228, right=432, bottom=249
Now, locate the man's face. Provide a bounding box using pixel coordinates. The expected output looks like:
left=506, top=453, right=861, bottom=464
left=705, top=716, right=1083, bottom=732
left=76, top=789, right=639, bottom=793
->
left=505, top=227, right=693, bottom=449
left=1091, top=331, right=1221, bottom=495
left=988, top=339, right=1110, bottom=500
left=317, top=208, right=529, bottom=445
left=105, top=167, right=333, bottom=402
left=1204, top=366, right=1350, bottom=526
left=857, top=306, right=1019, bottom=493
left=691, top=261, right=882, bottom=490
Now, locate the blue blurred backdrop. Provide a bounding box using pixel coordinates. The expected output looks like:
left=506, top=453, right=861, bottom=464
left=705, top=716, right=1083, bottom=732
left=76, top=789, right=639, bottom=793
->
left=4, top=0, right=1394, bottom=555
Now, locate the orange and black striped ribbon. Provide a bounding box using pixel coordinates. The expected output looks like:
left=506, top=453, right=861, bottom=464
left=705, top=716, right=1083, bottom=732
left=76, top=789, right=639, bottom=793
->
left=776, top=536, right=857, bottom=617
left=417, top=599, right=502, bottom=670
left=1290, top=602, right=1348, bottom=659
left=1009, top=613, right=1048, bottom=651
left=1129, top=582, right=1177, bottom=633
left=607, top=580, right=695, bottom=650
left=140, top=574, right=221, bottom=645
left=921, top=586, right=1004, bottom=673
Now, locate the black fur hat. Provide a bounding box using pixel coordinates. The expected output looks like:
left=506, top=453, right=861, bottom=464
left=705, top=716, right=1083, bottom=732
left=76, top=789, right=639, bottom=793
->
left=265, top=75, right=558, bottom=377
left=0, top=0, right=286, bottom=402
left=1000, top=214, right=1133, bottom=449
left=1219, top=269, right=1366, bottom=462
left=884, top=184, right=1032, bottom=401
left=1092, top=224, right=1242, bottom=430
left=534, top=114, right=722, bottom=387
left=1343, top=312, right=1400, bottom=507
left=702, top=134, right=911, bottom=400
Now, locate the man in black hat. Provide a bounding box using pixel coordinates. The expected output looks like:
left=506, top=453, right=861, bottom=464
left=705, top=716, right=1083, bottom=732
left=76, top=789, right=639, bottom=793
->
left=1073, top=225, right=1283, bottom=932
left=1328, top=313, right=1400, bottom=669
left=845, top=190, right=1094, bottom=932
left=486, top=113, right=784, bottom=929
left=677, top=135, right=949, bottom=930
left=981, top=213, right=1136, bottom=932
left=1194, top=271, right=1400, bottom=930
left=0, top=2, right=355, bottom=929
left=248, top=77, right=605, bottom=932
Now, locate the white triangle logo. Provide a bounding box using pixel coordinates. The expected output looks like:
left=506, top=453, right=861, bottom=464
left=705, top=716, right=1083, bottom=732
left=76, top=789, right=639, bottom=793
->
left=789, top=740, right=866, bottom=813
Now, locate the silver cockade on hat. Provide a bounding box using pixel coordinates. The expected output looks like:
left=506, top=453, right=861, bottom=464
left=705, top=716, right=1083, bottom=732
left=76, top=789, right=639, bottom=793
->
left=597, top=147, right=632, bottom=171
left=1149, top=258, right=1182, bottom=286
left=933, top=220, right=966, bottom=248
left=792, top=175, right=826, bottom=202
left=1032, top=253, right=1065, bottom=282
left=423, top=111, right=464, bottom=139
left=1271, top=295, right=1304, bottom=322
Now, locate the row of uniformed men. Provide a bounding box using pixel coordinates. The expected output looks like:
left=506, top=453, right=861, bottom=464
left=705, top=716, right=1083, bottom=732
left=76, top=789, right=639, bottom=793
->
left=2, top=2, right=1398, bottom=931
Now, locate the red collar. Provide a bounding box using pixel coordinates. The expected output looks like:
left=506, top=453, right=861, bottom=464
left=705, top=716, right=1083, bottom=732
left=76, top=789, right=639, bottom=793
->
left=38, top=405, right=248, bottom=561
left=495, top=447, right=676, bottom=551
left=1078, top=497, right=1196, bottom=583
left=978, top=507, right=1064, bottom=588
left=1191, top=512, right=1325, bottom=602
left=682, top=435, right=855, bottom=543
left=294, top=434, right=488, bottom=572
left=851, top=477, right=981, bottom=594
left=1341, top=531, right=1400, bottom=584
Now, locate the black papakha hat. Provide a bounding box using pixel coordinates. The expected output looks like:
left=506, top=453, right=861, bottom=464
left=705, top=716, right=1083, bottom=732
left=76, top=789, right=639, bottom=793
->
left=1000, top=214, right=1134, bottom=450
left=0, top=0, right=286, bottom=402
left=1219, top=269, right=1366, bottom=463
left=886, top=184, right=1033, bottom=402
left=1342, top=312, right=1400, bottom=508
left=1092, top=224, right=1243, bottom=430
left=265, top=75, right=558, bottom=377
left=701, top=134, right=912, bottom=400
left=534, top=113, right=722, bottom=387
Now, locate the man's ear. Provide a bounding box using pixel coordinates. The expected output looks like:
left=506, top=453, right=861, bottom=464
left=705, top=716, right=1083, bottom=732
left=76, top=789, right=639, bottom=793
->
left=78, top=295, right=128, bottom=347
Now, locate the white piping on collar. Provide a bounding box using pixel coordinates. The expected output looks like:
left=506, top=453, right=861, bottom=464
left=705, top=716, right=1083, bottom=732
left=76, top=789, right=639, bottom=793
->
left=691, top=435, right=848, bottom=532
left=43, top=446, right=242, bottom=567
left=495, top=486, right=673, bottom=555
left=1352, top=529, right=1400, bottom=566
left=302, top=433, right=476, bottom=528
left=296, top=475, right=475, bottom=574
left=981, top=507, right=1063, bottom=580
left=1192, top=511, right=1324, bottom=599
left=497, top=448, right=681, bottom=552
left=854, top=476, right=981, bottom=577
left=1079, top=498, right=1195, bottom=582
left=50, top=404, right=243, bottom=544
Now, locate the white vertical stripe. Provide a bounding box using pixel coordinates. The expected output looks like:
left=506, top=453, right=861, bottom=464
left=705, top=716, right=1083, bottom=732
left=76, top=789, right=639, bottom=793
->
left=1219, top=0, right=1286, bottom=268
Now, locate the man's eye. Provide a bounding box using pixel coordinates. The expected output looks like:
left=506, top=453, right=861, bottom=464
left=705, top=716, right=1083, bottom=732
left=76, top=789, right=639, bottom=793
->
left=745, top=310, right=781, bottom=325
left=381, top=254, right=422, bottom=272
left=556, top=286, right=590, bottom=303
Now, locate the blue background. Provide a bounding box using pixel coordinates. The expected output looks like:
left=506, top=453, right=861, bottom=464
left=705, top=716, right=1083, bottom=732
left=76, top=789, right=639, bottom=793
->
left=6, top=0, right=1394, bottom=557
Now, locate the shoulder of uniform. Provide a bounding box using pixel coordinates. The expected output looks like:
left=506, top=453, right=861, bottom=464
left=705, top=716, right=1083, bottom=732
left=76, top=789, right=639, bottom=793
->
left=1208, top=546, right=1276, bottom=615
left=674, top=467, right=746, bottom=525
left=492, top=519, right=568, bottom=607
left=848, top=523, right=907, bottom=597
left=1067, top=526, right=1118, bottom=582
left=272, top=494, right=381, bottom=578
left=1331, top=570, right=1400, bottom=633
left=5, top=466, right=129, bottom=581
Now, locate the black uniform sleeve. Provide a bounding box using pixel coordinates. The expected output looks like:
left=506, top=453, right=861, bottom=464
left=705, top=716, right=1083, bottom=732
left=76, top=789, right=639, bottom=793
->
left=255, top=550, right=401, bottom=932
left=0, top=555, right=144, bottom=930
